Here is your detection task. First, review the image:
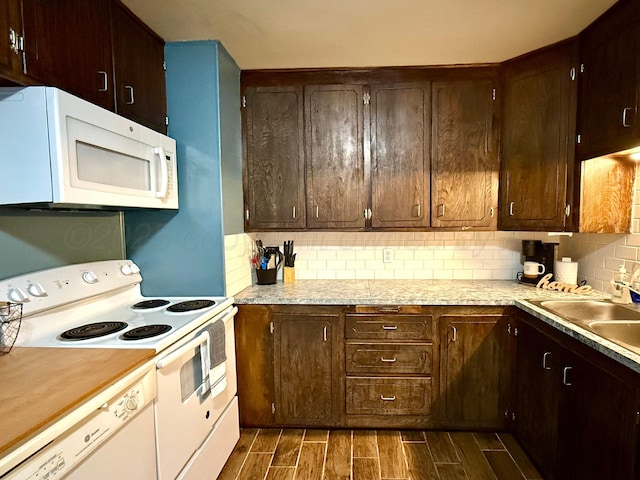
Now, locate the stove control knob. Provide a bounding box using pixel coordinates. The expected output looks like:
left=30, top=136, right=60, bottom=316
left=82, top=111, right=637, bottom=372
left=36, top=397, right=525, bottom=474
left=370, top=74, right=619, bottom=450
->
left=82, top=271, right=98, bottom=284
left=125, top=395, right=138, bottom=411
left=27, top=282, right=47, bottom=297
left=129, top=264, right=140, bottom=274
left=8, top=287, right=29, bottom=303
left=120, top=264, right=133, bottom=275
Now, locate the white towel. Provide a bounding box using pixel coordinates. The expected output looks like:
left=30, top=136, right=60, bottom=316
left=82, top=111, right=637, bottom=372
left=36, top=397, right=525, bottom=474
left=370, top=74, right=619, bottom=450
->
left=210, top=362, right=227, bottom=398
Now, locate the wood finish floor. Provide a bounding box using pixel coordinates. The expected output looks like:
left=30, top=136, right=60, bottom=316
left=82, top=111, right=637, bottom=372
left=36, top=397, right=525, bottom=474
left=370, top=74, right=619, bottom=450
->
left=218, top=429, right=543, bottom=480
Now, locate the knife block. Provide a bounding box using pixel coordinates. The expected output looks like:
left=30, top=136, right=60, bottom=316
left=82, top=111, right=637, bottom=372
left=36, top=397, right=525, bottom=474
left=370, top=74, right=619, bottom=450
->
left=283, top=267, right=295, bottom=283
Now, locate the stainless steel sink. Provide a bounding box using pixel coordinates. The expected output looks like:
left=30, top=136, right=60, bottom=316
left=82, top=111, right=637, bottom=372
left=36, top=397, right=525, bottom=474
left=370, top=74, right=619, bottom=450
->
left=538, top=300, right=640, bottom=321
left=530, top=299, right=640, bottom=354
left=586, top=321, right=640, bottom=353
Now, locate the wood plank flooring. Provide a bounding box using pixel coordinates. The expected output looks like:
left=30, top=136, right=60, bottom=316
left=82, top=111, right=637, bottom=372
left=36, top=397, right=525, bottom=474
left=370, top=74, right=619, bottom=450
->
left=218, top=429, right=542, bottom=480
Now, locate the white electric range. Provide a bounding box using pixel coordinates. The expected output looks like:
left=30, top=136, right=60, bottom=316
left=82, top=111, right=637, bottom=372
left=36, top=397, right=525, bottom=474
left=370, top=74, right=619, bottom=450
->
left=0, top=260, right=240, bottom=480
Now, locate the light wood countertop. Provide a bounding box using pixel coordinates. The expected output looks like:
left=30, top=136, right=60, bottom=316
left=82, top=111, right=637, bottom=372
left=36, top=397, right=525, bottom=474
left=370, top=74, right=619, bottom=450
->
left=0, top=347, right=155, bottom=458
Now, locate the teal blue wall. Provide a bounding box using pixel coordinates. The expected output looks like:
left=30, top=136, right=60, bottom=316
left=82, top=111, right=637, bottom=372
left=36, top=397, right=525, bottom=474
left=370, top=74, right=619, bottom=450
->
left=125, top=41, right=241, bottom=296
left=0, top=209, right=125, bottom=279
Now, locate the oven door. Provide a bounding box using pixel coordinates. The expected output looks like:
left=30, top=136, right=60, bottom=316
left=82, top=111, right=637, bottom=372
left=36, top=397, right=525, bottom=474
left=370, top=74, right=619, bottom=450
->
left=154, top=327, right=215, bottom=480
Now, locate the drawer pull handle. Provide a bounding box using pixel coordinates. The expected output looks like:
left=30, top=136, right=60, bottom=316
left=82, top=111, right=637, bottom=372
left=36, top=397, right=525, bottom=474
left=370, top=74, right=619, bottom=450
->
left=380, top=395, right=396, bottom=401
left=378, top=307, right=400, bottom=313
left=382, top=325, right=398, bottom=330
left=380, top=357, right=397, bottom=363
left=542, top=352, right=552, bottom=370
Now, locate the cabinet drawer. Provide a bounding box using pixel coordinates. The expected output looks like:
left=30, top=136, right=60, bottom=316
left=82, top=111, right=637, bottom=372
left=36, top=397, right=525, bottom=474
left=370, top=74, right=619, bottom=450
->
left=345, top=343, right=432, bottom=374
left=346, top=377, right=431, bottom=415
left=346, top=315, right=432, bottom=340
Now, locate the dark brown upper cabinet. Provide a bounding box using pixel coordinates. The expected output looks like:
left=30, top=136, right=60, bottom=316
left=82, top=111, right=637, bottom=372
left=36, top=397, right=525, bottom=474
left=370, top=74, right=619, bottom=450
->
left=431, top=79, right=498, bottom=229
left=0, top=0, right=26, bottom=83
left=242, top=86, right=306, bottom=231
left=578, top=0, right=640, bottom=160
left=500, top=40, right=578, bottom=231
left=111, top=1, right=167, bottom=133
left=305, top=84, right=366, bottom=230
left=21, top=0, right=115, bottom=111
left=370, top=82, right=431, bottom=229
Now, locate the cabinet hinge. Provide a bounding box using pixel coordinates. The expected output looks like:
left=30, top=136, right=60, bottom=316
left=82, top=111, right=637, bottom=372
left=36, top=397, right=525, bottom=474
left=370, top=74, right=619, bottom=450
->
left=272, top=403, right=276, bottom=415
left=565, top=204, right=571, bottom=218
left=242, top=95, right=247, bottom=108
left=570, top=67, right=576, bottom=81
left=507, top=323, right=511, bottom=335
left=490, top=206, right=494, bottom=218
left=165, top=116, right=169, bottom=126
left=577, top=134, right=581, bottom=144
left=504, top=409, right=509, bottom=419
left=492, top=88, right=496, bottom=101
left=514, top=327, right=518, bottom=336
left=363, top=93, right=371, bottom=105
left=580, top=63, right=585, bottom=74
left=163, top=61, right=167, bottom=71
left=269, top=321, right=274, bottom=334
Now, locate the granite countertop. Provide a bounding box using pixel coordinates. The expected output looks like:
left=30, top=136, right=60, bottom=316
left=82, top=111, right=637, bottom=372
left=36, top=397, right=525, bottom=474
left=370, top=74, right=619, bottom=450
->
left=233, top=279, right=606, bottom=305
left=234, top=279, right=640, bottom=374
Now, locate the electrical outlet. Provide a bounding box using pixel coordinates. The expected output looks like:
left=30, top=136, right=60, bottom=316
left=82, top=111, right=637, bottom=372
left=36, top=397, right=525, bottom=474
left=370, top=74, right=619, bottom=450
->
left=383, top=248, right=394, bottom=263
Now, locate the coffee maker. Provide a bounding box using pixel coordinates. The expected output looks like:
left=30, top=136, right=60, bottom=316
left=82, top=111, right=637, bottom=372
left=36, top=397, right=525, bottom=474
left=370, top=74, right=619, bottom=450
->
left=519, top=240, right=557, bottom=285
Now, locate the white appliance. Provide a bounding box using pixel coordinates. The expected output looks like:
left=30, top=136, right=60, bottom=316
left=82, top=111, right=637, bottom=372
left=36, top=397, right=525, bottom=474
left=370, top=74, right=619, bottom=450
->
left=0, top=260, right=239, bottom=480
left=0, top=87, right=178, bottom=210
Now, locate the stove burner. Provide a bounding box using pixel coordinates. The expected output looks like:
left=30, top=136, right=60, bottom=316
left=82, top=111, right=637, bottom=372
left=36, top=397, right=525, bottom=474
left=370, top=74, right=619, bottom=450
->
left=132, top=299, right=170, bottom=309
left=167, top=299, right=216, bottom=313
left=60, top=322, right=128, bottom=341
left=120, top=324, right=172, bottom=340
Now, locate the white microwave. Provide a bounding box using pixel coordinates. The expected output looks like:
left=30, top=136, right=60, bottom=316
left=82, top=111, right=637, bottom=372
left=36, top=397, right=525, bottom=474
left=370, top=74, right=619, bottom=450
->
left=0, top=87, right=178, bottom=209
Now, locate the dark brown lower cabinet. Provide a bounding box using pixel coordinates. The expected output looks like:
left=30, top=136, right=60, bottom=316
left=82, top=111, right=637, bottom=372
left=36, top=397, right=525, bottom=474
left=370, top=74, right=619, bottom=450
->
left=273, top=312, right=339, bottom=425
left=514, top=312, right=640, bottom=480
left=234, top=304, right=344, bottom=427
left=438, top=309, right=511, bottom=429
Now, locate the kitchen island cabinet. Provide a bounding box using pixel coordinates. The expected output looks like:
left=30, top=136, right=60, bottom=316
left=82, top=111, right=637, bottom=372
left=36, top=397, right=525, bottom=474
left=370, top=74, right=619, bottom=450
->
left=242, top=86, right=306, bottom=230
left=513, top=310, right=639, bottom=480
left=500, top=40, right=578, bottom=231
left=578, top=0, right=640, bottom=160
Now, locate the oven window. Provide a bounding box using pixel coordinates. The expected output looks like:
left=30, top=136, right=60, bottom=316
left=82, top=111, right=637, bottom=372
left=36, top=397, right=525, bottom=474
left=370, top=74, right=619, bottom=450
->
left=179, top=346, right=205, bottom=402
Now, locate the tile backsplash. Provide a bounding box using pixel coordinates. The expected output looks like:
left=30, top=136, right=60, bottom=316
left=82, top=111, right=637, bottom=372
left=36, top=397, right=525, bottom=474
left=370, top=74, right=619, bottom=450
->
left=249, top=231, right=564, bottom=281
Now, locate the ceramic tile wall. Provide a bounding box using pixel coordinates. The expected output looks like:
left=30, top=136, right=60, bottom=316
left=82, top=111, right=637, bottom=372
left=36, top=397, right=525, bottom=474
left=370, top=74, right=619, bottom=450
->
left=224, top=233, right=254, bottom=296
left=250, top=231, right=564, bottom=281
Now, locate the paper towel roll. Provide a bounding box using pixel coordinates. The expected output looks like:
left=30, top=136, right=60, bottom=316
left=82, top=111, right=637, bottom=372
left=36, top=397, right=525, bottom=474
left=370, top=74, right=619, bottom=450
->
left=555, top=260, right=578, bottom=284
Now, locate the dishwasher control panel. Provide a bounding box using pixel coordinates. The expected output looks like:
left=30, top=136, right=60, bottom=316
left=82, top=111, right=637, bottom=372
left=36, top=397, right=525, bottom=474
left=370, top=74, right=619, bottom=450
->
left=2, top=371, right=154, bottom=480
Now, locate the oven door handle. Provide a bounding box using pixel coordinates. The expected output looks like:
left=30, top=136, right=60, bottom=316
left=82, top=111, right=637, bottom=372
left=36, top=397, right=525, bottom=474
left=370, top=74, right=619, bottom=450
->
left=156, top=332, right=210, bottom=372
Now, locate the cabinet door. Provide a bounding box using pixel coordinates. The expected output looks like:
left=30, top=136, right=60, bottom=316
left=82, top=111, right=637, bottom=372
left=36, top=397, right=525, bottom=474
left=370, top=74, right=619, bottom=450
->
left=513, top=319, right=559, bottom=477
left=439, top=314, right=506, bottom=428
left=234, top=305, right=276, bottom=427
left=557, top=349, right=637, bottom=480
left=243, top=86, right=305, bottom=230
left=305, top=84, right=366, bottom=229
left=274, top=313, right=336, bottom=425
left=431, top=79, right=497, bottom=228
left=501, top=42, right=576, bottom=230
left=579, top=0, right=640, bottom=159
left=111, top=1, right=166, bottom=133
left=370, top=82, right=430, bottom=228
left=21, top=0, right=114, bottom=110
left=0, top=0, right=24, bottom=81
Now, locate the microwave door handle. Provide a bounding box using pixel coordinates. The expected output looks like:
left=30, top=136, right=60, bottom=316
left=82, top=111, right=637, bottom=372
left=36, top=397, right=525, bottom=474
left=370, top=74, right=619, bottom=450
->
left=154, top=146, right=169, bottom=199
